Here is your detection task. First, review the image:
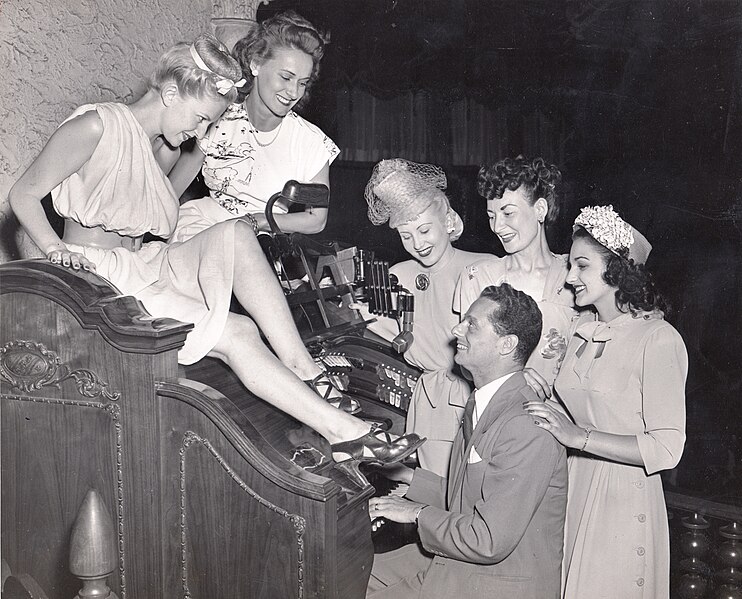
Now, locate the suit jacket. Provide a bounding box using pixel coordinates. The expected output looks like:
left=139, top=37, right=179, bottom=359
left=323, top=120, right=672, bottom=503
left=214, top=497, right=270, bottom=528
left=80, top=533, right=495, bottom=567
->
left=405, top=371, right=568, bottom=599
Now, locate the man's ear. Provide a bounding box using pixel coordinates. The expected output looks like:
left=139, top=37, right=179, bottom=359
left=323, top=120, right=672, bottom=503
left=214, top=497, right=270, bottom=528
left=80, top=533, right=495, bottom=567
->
left=500, top=334, right=519, bottom=357
left=161, top=83, right=180, bottom=107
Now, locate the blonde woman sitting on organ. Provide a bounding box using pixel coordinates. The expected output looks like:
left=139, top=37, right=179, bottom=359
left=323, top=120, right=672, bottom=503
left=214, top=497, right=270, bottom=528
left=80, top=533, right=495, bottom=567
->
left=8, top=34, right=424, bottom=466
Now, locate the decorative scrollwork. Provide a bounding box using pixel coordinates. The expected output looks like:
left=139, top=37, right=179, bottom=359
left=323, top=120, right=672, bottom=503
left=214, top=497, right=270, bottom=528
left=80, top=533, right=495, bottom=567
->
left=180, top=431, right=306, bottom=598
left=0, top=340, right=120, bottom=401
left=2, top=393, right=127, bottom=599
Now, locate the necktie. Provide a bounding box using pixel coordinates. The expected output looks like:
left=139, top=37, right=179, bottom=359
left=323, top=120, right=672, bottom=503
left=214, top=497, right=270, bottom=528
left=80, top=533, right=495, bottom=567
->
left=462, top=392, right=476, bottom=446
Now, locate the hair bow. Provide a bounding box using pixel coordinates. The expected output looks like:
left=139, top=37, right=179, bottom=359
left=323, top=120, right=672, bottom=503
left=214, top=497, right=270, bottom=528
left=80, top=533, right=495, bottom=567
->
left=214, top=77, right=246, bottom=95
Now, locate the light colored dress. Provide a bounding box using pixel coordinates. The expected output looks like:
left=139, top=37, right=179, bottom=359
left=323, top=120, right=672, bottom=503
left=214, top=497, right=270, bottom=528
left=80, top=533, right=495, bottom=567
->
left=454, top=253, right=576, bottom=387
left=555, top=310, right=687, bottom=598
left=52, top=102, right=238, bottom=365
left=366, top=247, right=485, bottom=477
left=173, top=103, right=340, bottom=243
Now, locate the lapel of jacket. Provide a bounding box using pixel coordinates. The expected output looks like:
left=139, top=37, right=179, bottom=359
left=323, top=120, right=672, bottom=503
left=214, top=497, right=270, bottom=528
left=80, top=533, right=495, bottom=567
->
left=447, top=372, right=526, bottom=508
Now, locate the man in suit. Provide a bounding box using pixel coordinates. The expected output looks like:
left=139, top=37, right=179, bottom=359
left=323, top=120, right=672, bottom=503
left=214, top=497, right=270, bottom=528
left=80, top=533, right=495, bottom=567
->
left=367, top=283, right=568, bottom=599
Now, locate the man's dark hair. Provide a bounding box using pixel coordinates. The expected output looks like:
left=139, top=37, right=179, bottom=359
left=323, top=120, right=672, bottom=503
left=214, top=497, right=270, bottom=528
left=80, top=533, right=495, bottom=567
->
left=479, top=283, right=543, bottom=365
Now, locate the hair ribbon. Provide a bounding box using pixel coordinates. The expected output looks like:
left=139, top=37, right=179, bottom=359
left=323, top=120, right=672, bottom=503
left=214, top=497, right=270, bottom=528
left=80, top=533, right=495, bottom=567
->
left=189, top=44, right=245, bottom=95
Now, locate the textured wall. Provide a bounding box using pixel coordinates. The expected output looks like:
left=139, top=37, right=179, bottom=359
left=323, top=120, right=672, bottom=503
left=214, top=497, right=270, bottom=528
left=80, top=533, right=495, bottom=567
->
left=0, top=0, right=214, bottom=261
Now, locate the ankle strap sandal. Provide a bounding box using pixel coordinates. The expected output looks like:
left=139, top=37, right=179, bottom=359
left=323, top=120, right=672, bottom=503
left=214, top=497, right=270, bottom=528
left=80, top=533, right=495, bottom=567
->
left=331, top=426, right=426, bottom=465
left=304, top=372, right=361, bottom=415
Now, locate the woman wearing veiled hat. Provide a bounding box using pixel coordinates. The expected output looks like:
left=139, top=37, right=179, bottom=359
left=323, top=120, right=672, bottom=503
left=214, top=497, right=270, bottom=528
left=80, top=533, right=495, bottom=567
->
left=525, top=206, right=687, bottom=598
left=361, top=159, right=489, bottom=477
left=454, top=156, right=576, bottom=391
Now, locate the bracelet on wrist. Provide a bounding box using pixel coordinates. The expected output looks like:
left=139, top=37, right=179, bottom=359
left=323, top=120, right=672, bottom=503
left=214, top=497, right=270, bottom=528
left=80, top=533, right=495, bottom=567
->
left=580, top=428, right=593, bottom=452
left=242, top=213, right=259, bottom=235
left=415, top=505, right=426, bottom=525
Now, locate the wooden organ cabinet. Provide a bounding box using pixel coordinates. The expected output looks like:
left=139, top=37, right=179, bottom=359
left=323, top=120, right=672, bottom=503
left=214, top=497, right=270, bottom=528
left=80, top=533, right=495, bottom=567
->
left=0, top=260, right=378, bottom=599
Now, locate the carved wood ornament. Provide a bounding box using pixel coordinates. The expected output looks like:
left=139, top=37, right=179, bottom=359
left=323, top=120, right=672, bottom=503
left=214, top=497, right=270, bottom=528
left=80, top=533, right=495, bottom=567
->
left=0, top=340, right=120, bottom=401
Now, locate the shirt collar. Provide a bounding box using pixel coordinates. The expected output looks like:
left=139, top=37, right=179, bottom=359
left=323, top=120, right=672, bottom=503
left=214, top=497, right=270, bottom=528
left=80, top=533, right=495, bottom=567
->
left=473, top=372, right=516, bottom=426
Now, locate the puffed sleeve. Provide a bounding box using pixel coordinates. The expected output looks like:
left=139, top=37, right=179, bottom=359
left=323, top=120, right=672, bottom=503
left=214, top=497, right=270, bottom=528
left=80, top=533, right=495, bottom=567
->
left=637, top=322, right=688, bottom=475
left=453, top=262, right=483, bottom=316
left=415, top=416, right=566, bottom=564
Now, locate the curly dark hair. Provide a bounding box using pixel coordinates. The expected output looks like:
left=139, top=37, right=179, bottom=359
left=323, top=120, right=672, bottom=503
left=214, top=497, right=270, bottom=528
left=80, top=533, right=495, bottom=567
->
left=232, top=11, right=329, bottom=110
left=572, top=228, right=668, bottom=314
left=479, top=283, right=543, bottom=365
left=477, top=156, right=562, bottom=227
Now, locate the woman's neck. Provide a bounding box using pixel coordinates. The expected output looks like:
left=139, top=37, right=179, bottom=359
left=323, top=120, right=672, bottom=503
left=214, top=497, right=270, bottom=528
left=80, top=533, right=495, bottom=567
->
left=420, top=243, right=456, bottom=273
left=245, top=91, right=284, bottom=131
left=506, top=233, right=552, bottom=273
left=595, top=297, right=625, bottom=323
left=127, top=91, right=165, bottom=143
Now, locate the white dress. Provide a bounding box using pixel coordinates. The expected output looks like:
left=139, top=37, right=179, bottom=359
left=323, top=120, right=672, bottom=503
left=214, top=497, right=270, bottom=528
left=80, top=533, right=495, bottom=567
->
left=173, top=104, right=340, bottom=243
left=52, top=103, right=241, bottom=365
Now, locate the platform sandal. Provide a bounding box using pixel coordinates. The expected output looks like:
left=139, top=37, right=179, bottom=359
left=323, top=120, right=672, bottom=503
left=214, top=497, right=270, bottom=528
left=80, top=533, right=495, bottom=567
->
left=304, top=372, right=361, bottom=415
left=330, top=425, right=426, bottom=465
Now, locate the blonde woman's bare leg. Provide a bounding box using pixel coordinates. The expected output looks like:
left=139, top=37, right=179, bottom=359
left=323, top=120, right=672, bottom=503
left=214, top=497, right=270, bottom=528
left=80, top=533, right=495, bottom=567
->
left=209, top=313, right=367, bottom=444
left=229, top=221, right=326, bottom=381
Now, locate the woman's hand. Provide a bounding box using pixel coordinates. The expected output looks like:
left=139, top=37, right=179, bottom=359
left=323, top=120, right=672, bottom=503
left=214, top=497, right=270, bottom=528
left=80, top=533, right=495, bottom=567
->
left=47, top=246, right=96, bottom=272
left=523, top=367, right=551, bottom=400
left=523, top=398, right=582, bottom=449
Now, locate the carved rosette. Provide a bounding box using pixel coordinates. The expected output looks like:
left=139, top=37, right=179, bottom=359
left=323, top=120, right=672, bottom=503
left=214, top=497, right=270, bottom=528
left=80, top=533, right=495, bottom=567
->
left=0, top=340, right=120, bottom=401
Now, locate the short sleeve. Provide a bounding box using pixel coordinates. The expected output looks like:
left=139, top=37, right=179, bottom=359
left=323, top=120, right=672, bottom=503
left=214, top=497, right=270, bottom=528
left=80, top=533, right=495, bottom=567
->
left=636, top=323, right=688, bottom=475
left=291, top=115, right=340, bottom=182
left=453, top=258, right=503, bottom=316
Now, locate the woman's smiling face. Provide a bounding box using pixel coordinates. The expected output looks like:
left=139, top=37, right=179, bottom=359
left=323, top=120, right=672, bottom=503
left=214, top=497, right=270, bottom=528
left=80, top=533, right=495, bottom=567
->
left=252, top=47, right=313, bottom=118
left=486, top=186, right=544, bottom=254
left=566, top=235, right=617, bottom=315
left=396, top=203, right=451, bottom=268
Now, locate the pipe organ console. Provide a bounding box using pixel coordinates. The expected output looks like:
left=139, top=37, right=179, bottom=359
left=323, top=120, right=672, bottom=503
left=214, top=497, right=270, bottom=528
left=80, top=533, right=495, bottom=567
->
left=0, top=260, right=380, bottom=599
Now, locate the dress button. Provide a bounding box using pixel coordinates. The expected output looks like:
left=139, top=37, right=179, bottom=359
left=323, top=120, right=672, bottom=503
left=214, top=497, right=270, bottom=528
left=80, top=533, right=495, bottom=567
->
left=637, top=513, right=647, bottom=523
left=637, top=547, right=646, bottom=556
left=637, top=578, right=644, bottom=586
left=635, top=481, right=644, bottom=489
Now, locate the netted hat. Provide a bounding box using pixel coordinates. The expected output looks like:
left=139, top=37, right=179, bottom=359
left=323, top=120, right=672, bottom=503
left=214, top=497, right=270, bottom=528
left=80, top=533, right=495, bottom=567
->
left=573, top=205, right=652, bottom=265
left=364, top=158, right=464, bottom=240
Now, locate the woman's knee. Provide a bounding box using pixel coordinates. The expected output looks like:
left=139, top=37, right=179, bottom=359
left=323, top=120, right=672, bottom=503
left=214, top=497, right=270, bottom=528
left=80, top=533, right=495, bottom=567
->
left=233, top=220, right=261, bottom=253
left=212, top=313, right=261, bottom=358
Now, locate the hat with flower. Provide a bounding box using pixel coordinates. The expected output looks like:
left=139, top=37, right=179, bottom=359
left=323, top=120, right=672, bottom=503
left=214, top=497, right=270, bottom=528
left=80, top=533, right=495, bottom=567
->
left=364, top=158, right=464, bottom=240
left=573, top=205, right=652, bottom=265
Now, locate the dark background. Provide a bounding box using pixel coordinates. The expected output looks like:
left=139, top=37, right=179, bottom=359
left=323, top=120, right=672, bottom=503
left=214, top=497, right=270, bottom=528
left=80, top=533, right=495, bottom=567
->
left=259, top=0, right=742, bottom=504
